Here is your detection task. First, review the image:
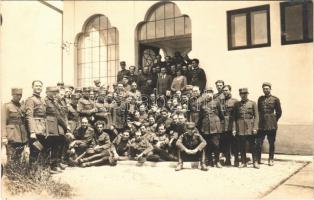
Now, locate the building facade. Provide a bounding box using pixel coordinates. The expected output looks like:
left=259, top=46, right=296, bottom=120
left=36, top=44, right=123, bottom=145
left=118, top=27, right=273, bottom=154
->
left=1, top=1, right=313, bottom=154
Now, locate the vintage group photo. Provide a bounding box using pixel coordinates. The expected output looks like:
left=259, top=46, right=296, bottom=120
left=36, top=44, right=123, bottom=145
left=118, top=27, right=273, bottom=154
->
left=0, top=1, right=313, bottom=199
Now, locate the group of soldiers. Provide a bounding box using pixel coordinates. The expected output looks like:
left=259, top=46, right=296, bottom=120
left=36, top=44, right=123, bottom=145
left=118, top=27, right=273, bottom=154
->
left=2, top=55, right=282, bottom=173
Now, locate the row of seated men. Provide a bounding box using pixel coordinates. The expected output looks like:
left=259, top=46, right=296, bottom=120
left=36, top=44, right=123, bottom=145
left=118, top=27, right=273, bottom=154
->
left=3, top=77, right=282, bottom=173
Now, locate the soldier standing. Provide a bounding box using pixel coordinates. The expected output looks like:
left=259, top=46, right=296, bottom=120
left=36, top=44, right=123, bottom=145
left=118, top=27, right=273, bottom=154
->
left=45, top=86, right=68, bottom=173
left=25, top=80, right=47, bottom=167
left=117, top=61, right=130, bottom=83
left=234, top=88, right=259, bottom=169
left=221, top=85, right=238, bottom=166
left=3, top=88, right=28, bottom=163
left=200, top=87, right=224, bottom=168
left=257, top=82, right=282, bottom=166
left=187, top=59, right=207, bottom=93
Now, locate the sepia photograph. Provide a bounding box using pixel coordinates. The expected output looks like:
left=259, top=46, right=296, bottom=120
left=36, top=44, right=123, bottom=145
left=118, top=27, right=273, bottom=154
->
left=0, top=0, right=313, bottom=199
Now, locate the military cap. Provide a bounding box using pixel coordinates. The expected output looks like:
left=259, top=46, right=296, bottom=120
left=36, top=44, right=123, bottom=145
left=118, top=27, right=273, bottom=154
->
left=262, top=82, right=272, bottom=89
left=11, top=88, right=22, bottom=95
left=64, top=85, right=74, bottom=90
left=239, top=88, right=249, bottom=94
left=46, top=86, right=59, bottom=92
left=186, top=122, right=196, bottom=129
left=82, top=87, right=90, bottom=92
left=205, top=87, right=214, bottom=93
left=160, top=108, right=168, bottom=113
left=122, top=75, right=129, bottom=79
left=71, top=93, right=80, bottom=99
left=94, top=80, right=101, bottom=84
left=113, top=83, right=118, bottom=86
left=120, top=61, right=126, bottom=65
left=57, top=82, right=64, bottom=87
left=75, top=87, right=82, bottom=93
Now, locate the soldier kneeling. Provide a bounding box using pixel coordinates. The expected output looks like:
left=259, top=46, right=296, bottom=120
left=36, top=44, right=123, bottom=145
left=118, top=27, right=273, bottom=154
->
left=175, top=122, right=208, bottom=171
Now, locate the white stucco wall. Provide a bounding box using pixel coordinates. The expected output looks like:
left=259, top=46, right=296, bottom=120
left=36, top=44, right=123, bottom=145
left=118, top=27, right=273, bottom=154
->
left=62, top=0, right=313, bottom=125
left=0, top=1, right=62, bottom=103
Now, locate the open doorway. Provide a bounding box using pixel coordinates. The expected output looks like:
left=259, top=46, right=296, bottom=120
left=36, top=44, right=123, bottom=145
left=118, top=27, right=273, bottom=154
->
left=136, top=2, right=192, bottom=69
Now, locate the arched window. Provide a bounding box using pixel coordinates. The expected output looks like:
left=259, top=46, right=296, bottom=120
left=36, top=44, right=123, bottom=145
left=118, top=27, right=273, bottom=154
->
left=77, top=15, right=119, bottom=87
left=138, top=2, right=191, bottom=41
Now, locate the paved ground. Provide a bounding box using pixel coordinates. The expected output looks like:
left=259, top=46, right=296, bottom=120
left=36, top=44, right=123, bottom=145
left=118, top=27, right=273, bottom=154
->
left=264, top=162, right=314, bottom=199
left=52, top=159, right=307, bottom=200
left=2, top=155, right=312, bottom=200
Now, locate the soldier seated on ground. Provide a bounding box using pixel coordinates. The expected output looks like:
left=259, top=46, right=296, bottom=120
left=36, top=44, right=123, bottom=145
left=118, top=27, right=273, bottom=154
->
left=78, top=121, right=117, bottom=167
left=148, top=124, right=177, bottom=162
left=112, top=131, right=131, bottom=161
left=67, top=117, right=95, bottom=165
left=175, top=122, right=208, bottom=171
left=128, top=131, right=154, bottom=166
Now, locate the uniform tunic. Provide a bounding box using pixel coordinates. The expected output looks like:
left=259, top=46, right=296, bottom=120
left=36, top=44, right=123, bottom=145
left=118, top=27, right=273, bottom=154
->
left=257, top=95, right=282, bottom=130
left=234, top=99, right=259, bottom=135
left=25, top=93, right=47, bottom=136
left=223, top=96, right=238, bottom=132
left=200, top=99, right=224, bottom=134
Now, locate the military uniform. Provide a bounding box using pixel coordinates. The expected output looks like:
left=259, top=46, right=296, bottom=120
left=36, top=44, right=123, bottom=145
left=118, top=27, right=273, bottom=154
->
left=77, top=89, right=97, bottom=122
left=220, top=95, right=238, bottom=165
left=200, top=93, right=224, bottom=166
left=257, top=82, right=282, bottom=164
left=234, top=88, right=259, bottom=167
left=176, top=123, right=207, bottom=162
left=187, top=67, right=207, bottom=92
left=188, top=96, right=202, bottom=129
left=112, top=102, right=128, bottom=131
left=148, top=133, right=176, bottom=161
left=128, top=137, right=153, bottom=161
left=67, top=94, right=80, bottom=133
left=112, top=134, right=130, bottom=156
left=72, top=126, right=95, bottom=155
left=3, top=88, right=28, bottom=163
left=25, top=91, right=47, bottom=165
left=45, top=87, right=68, bottom=170
left=117, top=69, right=130, bottom=83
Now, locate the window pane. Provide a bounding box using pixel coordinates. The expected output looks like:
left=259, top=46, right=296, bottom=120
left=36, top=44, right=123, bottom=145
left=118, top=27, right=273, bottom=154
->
left=93, top=47, right=100, bottom=62
left=175, top=17, right=185, bottom=35
left=100, top=30, right=107, bottom=46
left=108, top=28, right=116, bottom=45
left=139, top=24, right=146, bottom=40
left=231, top=13, right=247, bottom=47
left=108, top=61, right=116, bottom=77
left=165, top=3, right=174, bottom=19
left=307, top=2, right=313, bottom=39
left=108, top=45, right=116, bottom=61
left=174, top=5, right=181, bottom=17
left=165, top=19, right=174, bottom=37
left=84, top=33, right=92, bottom=48
left=86, top=16, right=100, bottom=31
left=99, top=16, right=108, bottom=30
left=148, top=12, right=155, bottom=21
left=82, top=63, right=92, bottom=79
left=251, top=10, right=268, bottom=45
left=185, top=17, right=191, bottom=34
left=91, top=31, right=99, bottom=47
left=285, top=4, right=304, bottom=41
left=147, top=21, right=156, bottom=39
left=100, top=62, right=107, bottom=77
left=156, top=20, right=165, bottom=38
left=100, top=46, right=107, bottom=62
left=92, top=62, right=99, bottom=77
left=83, top=48, right=92, bottom=63
left=156, top=5, right=165, bottom=20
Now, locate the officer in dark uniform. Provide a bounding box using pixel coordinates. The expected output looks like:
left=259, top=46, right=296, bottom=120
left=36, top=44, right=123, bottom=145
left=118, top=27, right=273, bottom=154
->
left=3, top=88, right=28, bottom=163
left=200, top=87, right=224, bottom=168
left=221, top=85, right=238, bottom=166
left=175, top=122, right=208, bottom=171
left=45, top=86, right=69, bottom=172
left=257, top=82, right=282, bottom=166
left=234, top=88, right=259, bottom=169
left=187, top=59, right=207, bottom=93
left=117, top=61, right=130, bottom=83
left=25, top=80, right=47, bottom=167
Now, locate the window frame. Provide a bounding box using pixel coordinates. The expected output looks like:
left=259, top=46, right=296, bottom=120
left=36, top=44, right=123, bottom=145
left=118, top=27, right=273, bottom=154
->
left=227, top=4, right=271, bottom=50
left=280, top=1, right=313, bottom=45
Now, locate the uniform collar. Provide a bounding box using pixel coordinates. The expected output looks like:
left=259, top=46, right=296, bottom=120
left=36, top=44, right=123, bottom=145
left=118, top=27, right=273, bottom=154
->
left=11, top=100, right=21, bottom=107
left=33, top=93, right=41, bottom=98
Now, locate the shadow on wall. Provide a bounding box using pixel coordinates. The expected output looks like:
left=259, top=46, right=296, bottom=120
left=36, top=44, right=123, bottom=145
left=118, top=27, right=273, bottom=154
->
left=262, top=124, right=313, bottom=155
